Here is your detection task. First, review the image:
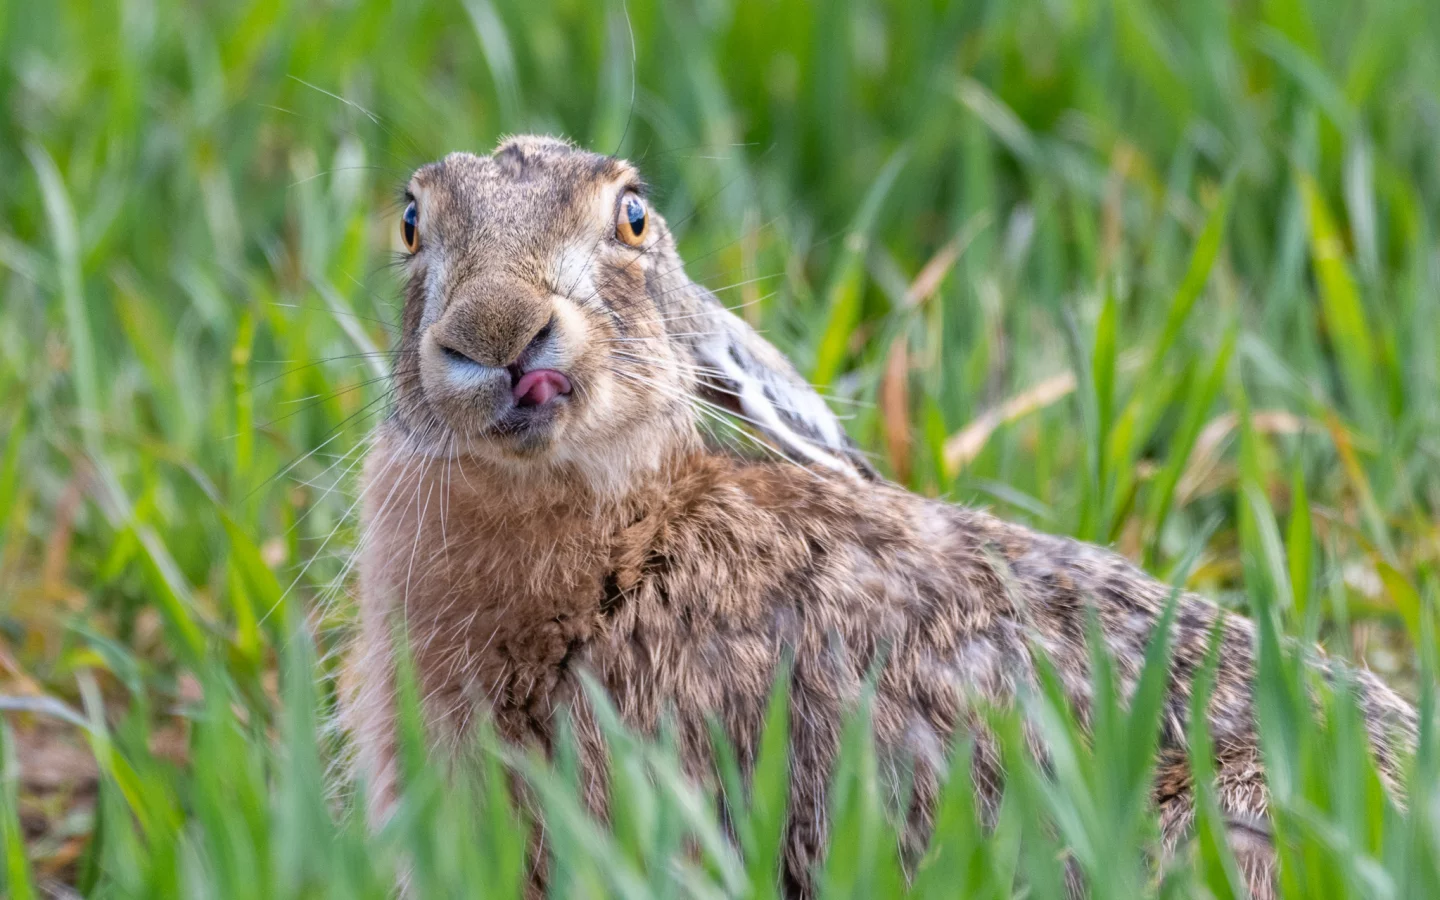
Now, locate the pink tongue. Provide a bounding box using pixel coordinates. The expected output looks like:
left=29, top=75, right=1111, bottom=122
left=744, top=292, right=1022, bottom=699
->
left=513, top=369, right=571, bottom=407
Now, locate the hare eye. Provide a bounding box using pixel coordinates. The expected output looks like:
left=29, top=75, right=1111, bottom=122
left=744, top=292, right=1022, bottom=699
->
left=616, top=193, right=646, bottom=247
left=401, top=200, right=420, bottom=253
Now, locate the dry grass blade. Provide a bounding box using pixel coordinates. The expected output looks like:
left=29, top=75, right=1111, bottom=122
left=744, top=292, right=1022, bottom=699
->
left=902, top=212, right=990, bottom=309
left=879, top=335, right=911, bottom=482
left=1174, top=410, right=1310, bottom=504
left=944, top=370, right=1077, bottom=475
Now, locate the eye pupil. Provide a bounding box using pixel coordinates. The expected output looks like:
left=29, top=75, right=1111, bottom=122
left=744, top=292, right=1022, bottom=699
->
left=401, top=201, right=419, bottom=252
left=626, top=197, right=646, bottom=236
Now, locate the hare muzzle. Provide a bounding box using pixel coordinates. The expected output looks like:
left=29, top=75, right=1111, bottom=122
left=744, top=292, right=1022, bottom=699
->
left=418, top=281, right=574, bottom=448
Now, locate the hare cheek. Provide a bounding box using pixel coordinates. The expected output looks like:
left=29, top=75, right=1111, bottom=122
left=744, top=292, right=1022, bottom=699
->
left=549, top=297, right=611, bottom=414
left=417, top=259, right=448, bottom=332
left=553, top=242, right=599, bottom=302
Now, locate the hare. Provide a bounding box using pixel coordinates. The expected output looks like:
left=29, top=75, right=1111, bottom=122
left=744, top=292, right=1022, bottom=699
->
left=342, top=135, right=1416, bottom=898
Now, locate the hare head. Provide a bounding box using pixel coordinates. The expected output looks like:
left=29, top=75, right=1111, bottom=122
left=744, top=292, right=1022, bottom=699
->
left=389, top=135, right=874, bottom=491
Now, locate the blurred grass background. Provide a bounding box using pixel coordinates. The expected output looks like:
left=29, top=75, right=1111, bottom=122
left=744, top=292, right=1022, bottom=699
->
left=3, top=0, right=1440, bottom=896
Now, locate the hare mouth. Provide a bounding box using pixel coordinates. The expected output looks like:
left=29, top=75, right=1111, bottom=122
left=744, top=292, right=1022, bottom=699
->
left=486, top=371, right=572, bottom=442
left=485, top=402, right=566, bottom=447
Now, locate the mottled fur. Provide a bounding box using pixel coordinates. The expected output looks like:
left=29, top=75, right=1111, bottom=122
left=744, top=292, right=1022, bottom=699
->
left=343, top=137, right=1416, bottom=897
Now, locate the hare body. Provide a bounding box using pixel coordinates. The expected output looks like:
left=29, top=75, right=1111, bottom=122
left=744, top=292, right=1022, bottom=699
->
left=350, top=436, right=1411, bottom=896
left=344, top=137, right=1415, bottom=897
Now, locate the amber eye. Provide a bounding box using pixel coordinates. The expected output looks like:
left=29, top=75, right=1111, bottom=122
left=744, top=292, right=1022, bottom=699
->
left=401, top=200, right=420, bottom=252
left=616, top=192, right=647, bottom=246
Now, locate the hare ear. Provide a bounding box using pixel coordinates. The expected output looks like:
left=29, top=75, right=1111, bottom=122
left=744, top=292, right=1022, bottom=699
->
left=683, top=293, right=877, bottom=480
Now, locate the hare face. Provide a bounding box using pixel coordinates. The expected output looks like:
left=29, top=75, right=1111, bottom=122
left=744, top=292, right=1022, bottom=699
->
left=390, top=137, right=698, bottom=477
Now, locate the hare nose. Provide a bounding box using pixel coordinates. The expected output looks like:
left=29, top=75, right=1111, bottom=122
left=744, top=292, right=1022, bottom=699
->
left=434, top=317, right=561, bottom=393
left=437, top=341, right=491, bottom=373
left=434, top=341, right=512, bottom=393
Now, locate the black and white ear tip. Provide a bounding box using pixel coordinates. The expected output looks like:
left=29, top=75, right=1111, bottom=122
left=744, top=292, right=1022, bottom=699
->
left=692, top=321, right=878, bottom=482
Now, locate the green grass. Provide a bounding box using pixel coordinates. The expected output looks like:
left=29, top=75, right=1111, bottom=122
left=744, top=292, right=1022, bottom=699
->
left=3, top=0, right=1440, bottom=895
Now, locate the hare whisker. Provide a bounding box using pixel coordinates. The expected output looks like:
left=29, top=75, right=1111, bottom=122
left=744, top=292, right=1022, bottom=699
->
left=603, top=332, right=725, bottom=341
left=610, top=367, right=824, bottom=478
left=265, top=436, right=395, bottom=628
left=264, top=304, right=400, bottom=334
left=251, top=370, right=408, bottom=433
left=605, top=350, right=731, bottom=378
left=650, top=290, right=780, bottom=325
left=608, top=350, right=862, bottom=419
left=244, top=386, right=398, bottom=502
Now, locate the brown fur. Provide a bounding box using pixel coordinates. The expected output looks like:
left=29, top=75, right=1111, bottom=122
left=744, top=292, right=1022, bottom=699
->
left=343, top=136, right=1417, bottom=897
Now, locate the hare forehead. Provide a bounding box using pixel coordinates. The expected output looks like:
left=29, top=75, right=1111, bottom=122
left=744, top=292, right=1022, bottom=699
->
left=417, top=148, right=632, bottom=223
left=424, top=174, right=632, bottom=275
